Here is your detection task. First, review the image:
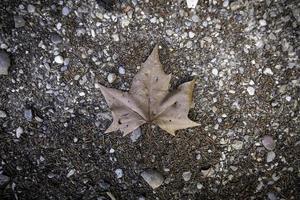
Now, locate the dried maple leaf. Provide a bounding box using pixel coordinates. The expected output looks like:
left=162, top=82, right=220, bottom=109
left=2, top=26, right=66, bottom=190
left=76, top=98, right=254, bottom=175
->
left=99, top=45, right=199, bottom=136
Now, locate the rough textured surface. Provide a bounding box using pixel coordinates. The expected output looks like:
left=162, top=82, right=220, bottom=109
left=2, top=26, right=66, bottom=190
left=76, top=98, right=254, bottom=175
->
left=0, top=0, right=299, bottom=199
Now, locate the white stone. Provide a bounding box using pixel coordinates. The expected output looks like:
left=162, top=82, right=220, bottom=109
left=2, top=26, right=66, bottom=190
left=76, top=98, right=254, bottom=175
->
left=186, top=0, right=199, bottom=8
left=16, top=127, right=23, bottom=138
left=267, top=192, right=277, bottom=200
left=188, top=31, right=195, bottom=38
left=197, top=183, right=203, bottom=189
left=27, top=4, right=35, bottom=13
left=223, top=0, right=229, bottom=7
left=115, top=169, right=123, bottom=178
left=212, top=68, right=218, bottom=76
left=285, top=96, right=291, bottom=101
left=267, top=151, right=275, bottom=163
left=62, top=7, right=70, bottom=16
left=54, top=55, right=64, bottom=64
left=166, top=29, right=173, bottom=36
left=121, top=18, right=130, bottom=27
left=232, top=140, right=243, bottom=150
left=255, top=40, right=264, bottom=48
left=247, top=86, right=255, bottom=96
left=130, top=127, right=141, bottom=142
left=95, top=83, right=101, bottom=88
left=79, top=92, right=85, bottom=96
left=109, top=148, right=115, bottom=153
left=118, top=66, right=125, bottom=75
left=262, top=135, right=275, bottom=150
left=259, top=19, right=267, bottom=26
left=191, top=15, right=200, bottom=22
left=182, top=171, right=192, bottom=181
left=0, top=110, right=7, bottom=118
left=107, top=73, right=116, bottom=83
left=67, top=169, right=75, bottom=177
left=186, top=41, right=193, bottom=48
left=141, top=170, right=164, bottom=189
left=112, top=34, right=119, bottom=42
left=263, top=68, right=273, bottom=75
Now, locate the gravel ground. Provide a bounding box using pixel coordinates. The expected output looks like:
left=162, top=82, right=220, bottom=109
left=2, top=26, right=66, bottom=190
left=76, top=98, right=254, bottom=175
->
left=0, top=0, right=299, bottom=199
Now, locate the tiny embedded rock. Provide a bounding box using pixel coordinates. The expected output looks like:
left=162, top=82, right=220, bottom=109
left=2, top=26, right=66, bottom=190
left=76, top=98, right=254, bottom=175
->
left=141, top=170, right=164, bottom=189
left=16, top=127, right=23, bottom=138
left=27, top=4, right=36, bottom=13
left=98, top=179, right=110, bottom=190
left=0, top=50, right=11, bottom=75
left=186, top=0, right=199, bottom=9
left=24, top=109, right=33, bottom=121
left=54, top=55, right=64, bottom=64
left=232, top=140, right=243, bottom=150
left=62, top=7, right=70, bottom=16
left=118, top=66, right=125, bottom=75
left=247, top=86, right=255, bottom=96
left=0, top=110, right=7, bottom=118
left=66, top=169, right=75, bottom=178
left=130, top=127, right=142, bottom=142
left=267, top=151, right=276, bottom=163
left=14, top=15, right=25, bottom=28
left=262, top=135, right=276, bottom=150
left=50, top=33, right=63, bottom=44
left=0, top=174, right=10, bottom=187
left=182, top=171, right=192, bottom=181
left=107, top=73, right=116, bottom=83
left=115, top=169, right=123, bottom=179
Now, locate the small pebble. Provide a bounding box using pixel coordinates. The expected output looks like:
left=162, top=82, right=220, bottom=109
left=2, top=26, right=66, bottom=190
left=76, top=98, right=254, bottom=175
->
left=24, top=109, right=33, bottom=121
left=130, top=127, right=142, bottom=142
left=223, top=0, right=229, bottom=7
left=267, top=192, right=277, bottom=200
left=197, top=183, right=203, bottom=189
left=62, top=7, right=70, bottom=16
left=188, top=31, right=195, bottom=38
left=262, top=135, right=276, bottom=150
left=0, top=50, right=11, bottom=75
left=14, top=16, right=25, bottom=28
left=107, top=73, right=116, bottom=83
left=186, top=41, right=192, bottom=48
left=27, top=4, right=35, bottom=13
left=191, top=15, right=200, bottom=22
left=247, top=86, right=255, bottom=96
left=54, top=55, right=64, bottom=64
left=141, top=170, right=164, bottom=189
left=182, top=171, right=192, bottom=181
left=115, top=169, right=123, bottom=179
left=16, top=127, right=23, bottom=138
left=166, top=29, right=173, bottom=36
left=212, top=68, right=218, bottom=76
left=67, top=169, right=75, bottom=178
left=0, top=174, right=10, bottom=187
left=263, top=68, right=273, bottom=75
left=112, top=34, right=119, bottom=42
left=50, top=33, right=63, bottom=44
left=232, top=140, right=243, bottom=150
left=109, top=148, right=115, bottom=153
left=0, top=110, right=7, bottom=118
left=98, top=179, right=110, bottom=190
left=118, top=66, right=125, bottom=75
left=259, top=19, right=267, bottom=26
left=186, top=0, right=199, bottom=9
left=267, top=151, right=275, bottom=163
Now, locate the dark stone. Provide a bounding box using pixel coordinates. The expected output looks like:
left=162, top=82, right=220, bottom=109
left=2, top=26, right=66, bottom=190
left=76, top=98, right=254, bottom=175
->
left=96, top=0, right=116, bottom=11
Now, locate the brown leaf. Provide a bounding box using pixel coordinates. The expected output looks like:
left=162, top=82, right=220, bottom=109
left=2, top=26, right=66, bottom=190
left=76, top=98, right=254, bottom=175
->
left=100, top=45, right=199, bottom=136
